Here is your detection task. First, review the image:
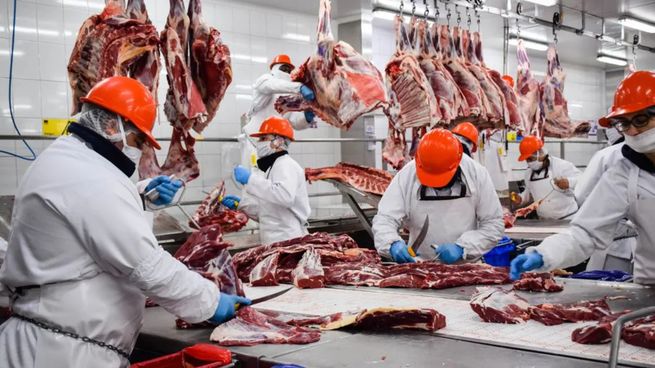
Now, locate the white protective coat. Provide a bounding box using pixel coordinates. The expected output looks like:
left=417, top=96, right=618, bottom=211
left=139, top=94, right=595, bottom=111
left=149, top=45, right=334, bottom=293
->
left=373, top=156, right=504, bottom=259
left=238, top=155, right=311, bottom=245
left=517, top=156, right=581, bottom=219
left=574, top=143, right=637, bottom=270
left=0, top=136, right=219, bottom=368
left=239, top=69, right=311, bottom=168
left=528, top=156, right=655, bottom=284
left=479, top=130, right=509, bottom=192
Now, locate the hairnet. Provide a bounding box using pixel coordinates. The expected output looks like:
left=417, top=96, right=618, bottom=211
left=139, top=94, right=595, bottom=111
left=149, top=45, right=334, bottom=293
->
left=272, top=135, right=291, bottom=151
left=77, top=103, right=139, bottom=142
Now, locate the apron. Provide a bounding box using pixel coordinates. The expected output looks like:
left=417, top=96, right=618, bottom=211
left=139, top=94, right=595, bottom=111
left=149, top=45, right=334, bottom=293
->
left=528, top=168, right=578, bottom=220
left=627, top=165, right=655, bottom=284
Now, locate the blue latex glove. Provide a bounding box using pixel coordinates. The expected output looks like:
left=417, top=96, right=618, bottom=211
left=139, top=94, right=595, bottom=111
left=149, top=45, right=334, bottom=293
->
left=209, top=293, right=252, bottom=325
left=300, top=85, right=315, bottom=101
left=510, top=252, right=544, bottom=280
left=233, top=165, right=251, bottom=185
left=145, top=175, right=183, bottom=206
left=389, top=240, right=415, bottom=264
left=304, top=110, right=315, bottom=123
left=434, top=243, right=464, bottom=264
left=221, top=194, right=241, bottom=210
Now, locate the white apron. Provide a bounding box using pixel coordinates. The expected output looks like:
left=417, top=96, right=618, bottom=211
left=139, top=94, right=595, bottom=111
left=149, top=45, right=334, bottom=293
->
left=528, top=169, right=578, bottom=220
left=628, top=165, right=655, bottom=283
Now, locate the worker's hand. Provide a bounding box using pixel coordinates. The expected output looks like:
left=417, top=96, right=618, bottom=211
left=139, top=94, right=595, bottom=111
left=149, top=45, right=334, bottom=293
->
left=210, top=293, right=252, bottom=325
left=390, top=240, right=415, bottom=263
left=145, top=175, right=183, bottom=206
left=300, top=85, right=315, bottom=101
left=434, top=243, right=464, bottom=264
left=510, top=252, right=544, bottom=280
left=233, top=165, right=251, bottom=185
left=553, top=177, right=569, bottom=190
left=221, top=195, right=241, bottom=210
left=510, top=192, right=522, bottom=206
left=304, top=110, right=315, bottom=123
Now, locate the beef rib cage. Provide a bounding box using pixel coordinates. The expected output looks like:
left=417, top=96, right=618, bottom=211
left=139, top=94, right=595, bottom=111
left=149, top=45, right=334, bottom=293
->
left=305, top=162, right=393, bottom=196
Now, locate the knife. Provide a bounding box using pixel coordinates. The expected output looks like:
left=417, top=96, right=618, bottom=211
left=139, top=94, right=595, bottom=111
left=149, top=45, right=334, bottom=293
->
left=407, top=215, right=429, bottom=257
left=235, top=286, right=293, bottom=310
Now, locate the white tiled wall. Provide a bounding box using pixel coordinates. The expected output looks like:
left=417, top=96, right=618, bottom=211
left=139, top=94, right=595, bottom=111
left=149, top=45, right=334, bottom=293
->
left=0, top=0, right=343, bottom=219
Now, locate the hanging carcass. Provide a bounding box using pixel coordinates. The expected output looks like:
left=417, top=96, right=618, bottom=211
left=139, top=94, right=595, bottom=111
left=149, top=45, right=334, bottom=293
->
left=516, top=39, right=544, bottom=137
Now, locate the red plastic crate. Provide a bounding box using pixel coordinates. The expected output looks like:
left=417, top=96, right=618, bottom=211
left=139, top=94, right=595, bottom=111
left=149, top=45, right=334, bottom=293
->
left=131, top=344, right=232, bottom=368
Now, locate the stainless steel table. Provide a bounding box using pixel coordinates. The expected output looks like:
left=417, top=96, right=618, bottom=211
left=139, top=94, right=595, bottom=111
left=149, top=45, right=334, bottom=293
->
left=505, top=218, right=571, bottom=241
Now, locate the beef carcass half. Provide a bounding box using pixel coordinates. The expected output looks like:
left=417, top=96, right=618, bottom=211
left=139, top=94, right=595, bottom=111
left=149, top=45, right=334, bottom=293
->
left=528, top=298, right=611, bottom=326
left=516, top=40, right=544, bottom=137
left=190, top=180, right=249, bottom=232
left=470, top=288, right=531, bottom=324
left=291, top=247, right=325, bottom=289
left=321, top=307, right=446, bottom=333
left=210, top=307, right=322, bottom=346
left=305, top=162, right=393, bottom=196
left=67, top=0, right=160, bottom=114
left=513, top=272, right=564, bottom=293
left=275, top=0, right=388, bottom=129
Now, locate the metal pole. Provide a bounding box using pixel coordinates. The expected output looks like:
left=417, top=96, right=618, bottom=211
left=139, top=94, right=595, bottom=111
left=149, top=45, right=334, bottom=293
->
left=608, top=306, right=655, bottom=368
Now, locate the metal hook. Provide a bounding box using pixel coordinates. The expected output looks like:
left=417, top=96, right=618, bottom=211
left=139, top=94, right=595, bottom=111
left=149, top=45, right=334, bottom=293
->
left=400, top=0, right=405, bottom=17
left=446, top=1, right=452, bottom=28
left=423, top=0, right=429, bottom=18
left=411, top=0, right=416, bottom=16
left=475, top=5, right=480, bottom=32
left=552, top=11, right=561, bottom=44
left=633, top=34, right=640, bottom=67
left=434, top=0, right=440, bottom=20
left=456, top=4, right=461, bottom=26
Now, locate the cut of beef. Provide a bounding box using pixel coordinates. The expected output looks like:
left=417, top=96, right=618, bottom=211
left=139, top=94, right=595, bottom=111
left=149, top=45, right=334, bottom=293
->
left=210, top=307, right=321, bottom=346
left=621, top=314, right=655, bottom=350
left=470, top=288, right=531, bottom=324
left=379, top=263, right=510, bottom=290
left=528, top=299, right=611, bottom=326
left=275, top=0, right=388, bottom=129
left=516, top=40, right=544, bottom=137
left=190, top=181, right=249, bottom=232
left=323, top=262, right=386, bottom=287
left=305, top=162, right=393, bottom=196
left=382, top=128, right=409, bottom=170
left=572, top=311, right=631, bottom=345
left=321, top=307, right=446, bottom=333
left=513, top=272, right=563, bottom=293
left=249, top=253, right=280, bottom=287
left=292, top=248, right=325, bottom=289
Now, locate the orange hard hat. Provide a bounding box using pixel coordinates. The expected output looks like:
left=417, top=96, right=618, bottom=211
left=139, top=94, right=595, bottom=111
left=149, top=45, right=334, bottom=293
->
left=518, top=135, right=544, bottom=161
left=81, top=76, right=160, bottom=150
left=415, top=129, right=463, bottom=188
left=250, top=116, right=295, bottom=140
left=452, top=122, right=479, bottom=152
left=270, top=54, right=294, bottom=70
left=599, top=70, right=655, bottom=127
left=502, top=75, right=514, bottom=88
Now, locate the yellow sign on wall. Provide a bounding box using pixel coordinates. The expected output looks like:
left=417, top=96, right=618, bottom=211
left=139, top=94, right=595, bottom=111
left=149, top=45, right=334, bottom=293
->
left=42, top=118, right=74, bottom=136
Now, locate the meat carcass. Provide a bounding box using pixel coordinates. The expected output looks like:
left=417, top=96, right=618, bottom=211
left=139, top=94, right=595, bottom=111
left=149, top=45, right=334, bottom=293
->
left=528, top=299, right=611, bottom=326
left=190, top=180, right=249, bottom=232
left=513, top=272, right=564, bottom=292
left=305, top=162, right=393, bottom=196
left=125, top=0, right=161, bottom=101
left=291, top=247, right=325, bottom=289
left=382, top=128, right=409, bottom=170
left=275, top=0, right=388, bottom=129
left=470, top=288, right=531, bottom=324
left=516, top=40, right=544, bottom=137
left=321, top=307, right=446, bottom=332
left=210, top=307, right=322, bottom=346
left=67, top=1, right=160, bottom=114
left=621, top=314, right=655, bottom=349
left=187, top=0, right=232, bottom=132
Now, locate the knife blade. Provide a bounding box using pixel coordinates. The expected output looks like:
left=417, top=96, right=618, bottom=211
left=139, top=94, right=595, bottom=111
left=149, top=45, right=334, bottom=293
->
left=236, top=286, right=293, bottom=310
left=408, top=215, right=430, bottom=257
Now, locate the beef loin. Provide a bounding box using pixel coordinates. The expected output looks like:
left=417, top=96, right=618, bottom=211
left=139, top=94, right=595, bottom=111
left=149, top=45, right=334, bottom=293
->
left=470, top=288, right=531, bottom=324
left=528, top=299, right=611, bottom=326
left=305, top=162, right=393, bottom=196
left=321, top=307, right=446, bottom=333
left=513, top=272, right=563, bottom=293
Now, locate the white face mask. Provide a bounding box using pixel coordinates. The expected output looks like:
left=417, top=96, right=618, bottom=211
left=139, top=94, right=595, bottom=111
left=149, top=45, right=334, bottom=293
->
left=256, top=140, right=276, bottom=158
left=527, top=160, right=544, bottom=171
left=625, top=127, right=655, bottom=153
left=117, top=118, right=143, bottom=165
left=271, top=64, right=292, bottom=81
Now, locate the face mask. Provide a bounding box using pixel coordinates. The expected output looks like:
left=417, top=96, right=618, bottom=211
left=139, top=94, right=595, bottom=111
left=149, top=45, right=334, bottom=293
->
left=256, top=140, right=276, bottom=158
left=527, top=160, right=543, bottom=171
left=625, top=127, right=655, bottom=153
left=271, top=64, right=291, bottom=81
left=117, top=118, right=143, bottom=164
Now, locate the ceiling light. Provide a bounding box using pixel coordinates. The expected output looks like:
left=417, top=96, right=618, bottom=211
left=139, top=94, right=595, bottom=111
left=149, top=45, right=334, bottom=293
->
left=0, top=50, right=24, bottom=56
left=508, top=37, right=549, bottom=52
left=597, top=54, right=628, bottom=66
left=523, top=0, right=559, bottom=6
left=372, top=9, right=397, bottom=21
left=283, top=33, right=310, bottom=42
left=618, top=16, right=655, bottom=34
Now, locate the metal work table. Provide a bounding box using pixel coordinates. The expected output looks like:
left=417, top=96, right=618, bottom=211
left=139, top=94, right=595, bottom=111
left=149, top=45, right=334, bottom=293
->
left=505, top=218, right=571, bottom=241
left=324, top=179, right=381, bottom=239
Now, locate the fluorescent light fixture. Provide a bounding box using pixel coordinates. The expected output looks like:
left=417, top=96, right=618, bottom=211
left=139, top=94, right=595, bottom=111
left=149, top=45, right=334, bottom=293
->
left=3, top=104, right=32, bottom=114
left=235, top=94, right=253, bottom=101
left=599, top=49, right=627, bottom=59
left=251, top=56, right=267, bottom=64
left=64, top=31, right=73, bottom=37
left=0, top=50, right=24, bottom=56
left=597, top=54, right=628, bottom=66
left=618, top=16, right=655, bottom=34
left=234, top=84, right=252, bottom=91
left=60, top=0, right=104, bottom=10
left=569, top=103, right=583, bottom=108
left=283, top=33, right=310, bottom=42
left=231, top=54, right=267, bottom=63
left=523, top=0, right=558, bottom=6
left=9, top=26, right=59, bottom=37
left=508, top=37, right=549, bottom=52
left=372, top=9, right=398, bottom=21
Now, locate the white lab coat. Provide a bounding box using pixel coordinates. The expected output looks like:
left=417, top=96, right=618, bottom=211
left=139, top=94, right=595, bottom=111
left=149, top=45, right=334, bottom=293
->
left=239, top=72, right=310, bottom=168
left=373, top=156, right=504, bottom=259
left=517, top=156, right=581, bottom=219
left=528, top=155, right=655, bottom=284
left=0, top=135, right=218, bottom=368
left=575, top=143, right=636, bottom=271
left=479, top=130, right=509, bottom=192
left=239, top=154, right=311, bottom=245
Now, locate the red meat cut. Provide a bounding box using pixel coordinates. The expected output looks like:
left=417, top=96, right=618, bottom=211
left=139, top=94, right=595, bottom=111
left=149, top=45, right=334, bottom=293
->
left=621, top=314, right=655, bottom=350
left=513, top=272, right=564, bottom=293
left=528, top=299, right=611, bottom=326
left=249, top=253, right=280, bottom=287
left=190, top=181, right=249, bottom=232
left=291, top=248, right=325, bottom=289
left=305, top=162, right=394, bottom=196
left=572, top=311, right=631, bottom=345
left=322, top=307, right=446, bottom=333
left=470, top=288, right=531, bottom=324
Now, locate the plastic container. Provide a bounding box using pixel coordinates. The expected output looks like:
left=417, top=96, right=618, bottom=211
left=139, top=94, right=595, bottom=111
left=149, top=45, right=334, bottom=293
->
left=483, top=236, right=516, bottom=267
left=130, top=344, right=232, bottom=368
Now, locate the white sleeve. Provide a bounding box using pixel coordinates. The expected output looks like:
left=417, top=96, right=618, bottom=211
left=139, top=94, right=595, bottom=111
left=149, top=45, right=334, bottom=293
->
left=456, top=168, right=504, bottom=257
left=246, top=164, right=301, bottom=208
left=560, top=160, right=582, bottom=189
left=528, top=168, right=630, bottom=271
left=519, top=170, right=532, bottom=205
left=286, top=111, right=310, bottom=130
left=237, top=191, right=260, bottom=222
left=136, top=179, right=152, bottom=194
left=75, top=185, right=218, bottom=323
left=574, top=153, right=603, bottom=205
left=372, top=170, right=408, bottom=257
left=256, top=74, right=302, bottom=95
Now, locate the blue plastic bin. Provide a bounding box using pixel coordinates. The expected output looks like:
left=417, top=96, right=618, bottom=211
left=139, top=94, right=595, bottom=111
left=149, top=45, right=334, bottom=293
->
left=483, top=236, right=515, bottom=267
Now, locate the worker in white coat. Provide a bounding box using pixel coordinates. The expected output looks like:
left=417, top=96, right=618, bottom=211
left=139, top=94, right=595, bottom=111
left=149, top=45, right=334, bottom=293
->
left=511, top=71, right=655, bottom=285
left=452, top=121, right=479, bottom=158
left=510, top=135, right=581, bottom=220
left=0, top=77, right=250, bottom=368
left=224, top=116, right=310, bottom=245
left=240, top=54, right=317, bottom=168
left=575, top=128, right=636, bottom=272
left=373, top=129, right=504, bottom=264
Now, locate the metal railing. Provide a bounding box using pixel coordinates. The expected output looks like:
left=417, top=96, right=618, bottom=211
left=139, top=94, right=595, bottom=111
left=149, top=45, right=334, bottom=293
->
left=0, top=135, right=386, bottom=144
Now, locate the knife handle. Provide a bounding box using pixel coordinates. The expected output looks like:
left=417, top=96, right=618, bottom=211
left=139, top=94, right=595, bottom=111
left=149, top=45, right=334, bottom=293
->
left=407, top=247, right=417, bottom=257
left=234, top=303, right=241, bottom=311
